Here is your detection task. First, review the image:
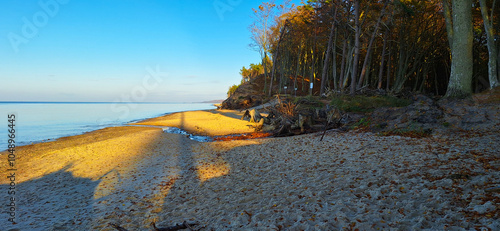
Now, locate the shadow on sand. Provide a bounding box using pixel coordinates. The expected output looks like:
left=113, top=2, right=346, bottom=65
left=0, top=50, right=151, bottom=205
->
left=1, top=163, right=100, bottom=231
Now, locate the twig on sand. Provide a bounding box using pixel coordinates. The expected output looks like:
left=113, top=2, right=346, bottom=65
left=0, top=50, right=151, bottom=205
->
left=320, top=121, right=329, bottom=141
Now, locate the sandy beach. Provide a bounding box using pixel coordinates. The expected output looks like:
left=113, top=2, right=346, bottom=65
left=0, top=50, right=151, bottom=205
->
left=1, top=109, right=499, bottom=230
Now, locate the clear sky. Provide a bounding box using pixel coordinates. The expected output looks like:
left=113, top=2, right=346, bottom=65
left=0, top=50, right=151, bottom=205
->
left=0, top=0, right=299, bottom=103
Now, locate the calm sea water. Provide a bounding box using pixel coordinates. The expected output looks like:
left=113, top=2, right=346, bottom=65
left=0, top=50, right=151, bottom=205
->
left=0, top=102, right=215, bottom=150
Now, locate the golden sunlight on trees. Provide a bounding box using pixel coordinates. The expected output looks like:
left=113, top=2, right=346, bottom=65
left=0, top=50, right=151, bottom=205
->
left=243, top=0, right=499, bottom=97
left=227, top=84, right=239, bottom=97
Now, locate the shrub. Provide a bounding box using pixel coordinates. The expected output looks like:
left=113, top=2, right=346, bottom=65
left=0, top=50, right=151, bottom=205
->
left=350, top=118, right=372, bottom=130
left=330, top=95, right=411, bottom=113
left=227, top=84, right=240, bottom=97
left=380, top=124, right=432, bottom=138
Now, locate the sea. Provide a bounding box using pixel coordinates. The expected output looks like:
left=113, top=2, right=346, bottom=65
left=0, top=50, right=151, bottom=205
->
left=0, top=102, right=215, bottom=151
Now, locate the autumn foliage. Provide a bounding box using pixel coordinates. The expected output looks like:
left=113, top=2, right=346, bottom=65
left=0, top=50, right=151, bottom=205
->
left=243, top=0, right=499, bottom=97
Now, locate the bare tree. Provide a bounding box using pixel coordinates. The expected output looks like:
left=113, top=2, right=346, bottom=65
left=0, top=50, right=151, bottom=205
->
left=250, top=1, right=277, bottom=93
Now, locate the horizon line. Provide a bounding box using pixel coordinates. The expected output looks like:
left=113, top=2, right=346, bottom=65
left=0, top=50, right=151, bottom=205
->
left=0, top=101, right=214, bottom=104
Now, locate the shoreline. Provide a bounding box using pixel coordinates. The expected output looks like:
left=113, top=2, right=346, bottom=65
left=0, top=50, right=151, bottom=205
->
left=0, top=106, right=217, bottom=152
left=0, top=103, right=216, bottom=151
left=0, top=109, right=498, bottom=230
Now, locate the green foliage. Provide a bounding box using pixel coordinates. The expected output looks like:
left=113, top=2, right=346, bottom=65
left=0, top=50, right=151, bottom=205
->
left=240, top=63, right=265, bottom=83
left=380, top=124, right=432, bottom=138
left=227, top=84, right=240, bottom=97
left=351, top=118, right=372, bottom=130
left=330, top=95, right=411, bottom=113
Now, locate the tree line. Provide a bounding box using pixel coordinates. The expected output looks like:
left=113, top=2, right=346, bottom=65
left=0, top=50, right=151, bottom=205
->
left=238, top=0, right=499, bottom=99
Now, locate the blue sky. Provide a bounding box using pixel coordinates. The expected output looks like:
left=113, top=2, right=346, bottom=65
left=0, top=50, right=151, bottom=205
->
left=0, top=0, right=300, bottom=102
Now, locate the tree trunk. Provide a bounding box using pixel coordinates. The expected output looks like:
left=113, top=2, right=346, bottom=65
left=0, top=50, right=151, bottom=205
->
left=358, top=1, right=387, bottom=88
left=378, top=30, right=388, bottom=89
left=310, top=19, right=318, bottom=96
left=442, top=0, right=453, bottom=48
left=343, top=45, right=354, bottom=89
left=302, top=46, right=308, bottom=92
left=386, top=45, right=392, bottom=91
left=479, top=0, right=499, bottom=89
left=332, top=29, right=338, bottom=91
left=339, top=39, right=347, bottom=91
left=269, top=21, right=288, bottom=97
left=294, top=43, right=302, bottom=96
left=444, top=0, right=473, bottom=98
left=320, top=6, right=338, bottom=96
left=350, top=0, right=361, bottom=95
left=263, top=53, right=269, bottom=94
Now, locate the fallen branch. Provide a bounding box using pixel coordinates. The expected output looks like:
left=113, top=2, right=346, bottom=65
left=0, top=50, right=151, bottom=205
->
left=152, top=221, right=200, bottom=231
left=109, top=221, right=200, bottom=231
left=108, top=223, right=129, bottom=231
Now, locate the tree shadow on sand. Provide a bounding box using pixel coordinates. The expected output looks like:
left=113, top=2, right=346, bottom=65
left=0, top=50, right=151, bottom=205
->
left=157, top=112, right=269, bottom=230
left=0, top=163, right=100, bottom=231
left=1, top=126, right=180, bottom=230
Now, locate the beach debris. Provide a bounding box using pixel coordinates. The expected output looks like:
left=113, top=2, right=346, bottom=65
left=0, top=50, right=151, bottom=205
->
left=108, top=221, right=200, bottom=231
left=213, top=132, right=272, bottom=141
left=320, top=107, right=342, bottom=141
left=108, top=223, right=129, bottom=231
left=485, top=186, right=500, bottom=193
left=241, top=109, right=262, bottom=123
left=152, top=221, right=200, bottom=231
left=246, top=118, right=265, bottom=131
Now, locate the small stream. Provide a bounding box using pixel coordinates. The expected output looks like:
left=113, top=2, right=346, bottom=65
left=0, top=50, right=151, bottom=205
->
left=162, top=127, right=213, bottom=142
left=126, top=124, right=213, bottom=142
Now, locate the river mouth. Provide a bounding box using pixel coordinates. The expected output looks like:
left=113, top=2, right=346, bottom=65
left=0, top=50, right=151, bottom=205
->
left=162, top=127, right=273, bottom=142
left=128, top=125, right=272, bottom=142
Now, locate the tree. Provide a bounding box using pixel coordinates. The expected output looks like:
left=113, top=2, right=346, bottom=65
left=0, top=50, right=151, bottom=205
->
left=249, top=63, right=265, bottom=79
left=350, top=0, right=361, bottom=95
left=243, top=0, right=488, bottom=97
left=320, top=2, right=338, bottom=96
left=227, top=84, right=239, bottom=97
left=357, top=0, right=388, bottom=89
left=240, top=66, right=250, bottom=82
left=443, top=0, right=474, bottom=98
left=250, top=1, right=277, bottom=93
left=479, top=0, right=499, bottom=89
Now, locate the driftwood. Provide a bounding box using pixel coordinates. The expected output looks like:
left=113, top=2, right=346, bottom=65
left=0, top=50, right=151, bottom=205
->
left=108, top=221, right=199, bottom=231
left=274, top=122, right=293, bottom=137
left=246, top=118, right=265, bottom=131
left=241, top=109, right=262, bottom=123
left=320, top=107, right=342, bottom=141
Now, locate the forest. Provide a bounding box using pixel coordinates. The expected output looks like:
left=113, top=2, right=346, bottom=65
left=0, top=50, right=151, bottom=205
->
left=234, top=0, right=499, bottom=99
